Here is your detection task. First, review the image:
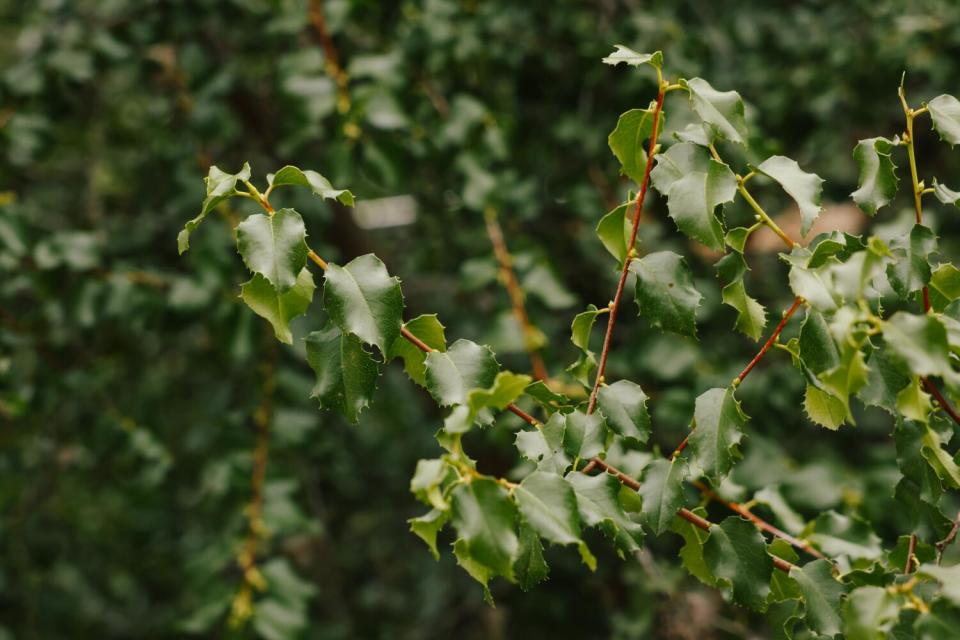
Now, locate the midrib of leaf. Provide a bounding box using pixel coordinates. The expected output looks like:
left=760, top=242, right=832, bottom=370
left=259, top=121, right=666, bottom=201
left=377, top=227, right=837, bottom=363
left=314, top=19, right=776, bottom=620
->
left=518, top=485, right=574, bottom=540
left=339, top=264, right=378, bottom=339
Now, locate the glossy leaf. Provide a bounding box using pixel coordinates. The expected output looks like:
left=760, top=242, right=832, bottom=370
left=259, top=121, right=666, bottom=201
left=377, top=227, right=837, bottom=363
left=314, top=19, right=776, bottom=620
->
left=515, top=414, right=570, bottom=474
left=842, top=586, right=900, bottom=639
left=566, top=472, right=645, bottom=555
left=681, top=77, right=748, bottom=145
left=791, top=559, right=847, bottom=637
left=267, top=165, right=355, bottom=206
left=887, top=224, right=936, bottom=299
left=703, top=516, right=773, bottom=611
left=240, top=269, right=314, bottom=344
left=608, top=107, right=663, bottom=183
left=596, top=380, right=650, bottom=444
left=631, top=251, right=702, bottom=337
left=687, top=387, right=747, bottom=485
left=716, top=252, right=766, bottom=341
left=450, top=479, right=519, bottom=581
left=178, top=163, right=251, bottom=254
left=755, top=156, right=824, bottom=236
left=639, top=458, right=688, bottom=535
left=304, top=323, right=381, bottom=424
left=324, top=253, right=404, bottom=355
left=932, top=177, right=960, bottom=206
left=851, top=137, right=898, bottom=215
left=515, top=472, right=596, bottom=569
left=567, top=304, right=605, bottom=386
left=424, top=339, right=499, bottom=407
left=601, top=45, right=662, bottom=70
left=596, top=201, right=635, bottom=263
left=408, top=509, right=449, bottom=560
left=561, top=411, right=607, bottom=461
left=513, top=523, right=549, bottom=591
left=804, top=511, right=884, bottom=562
left=928, top=94, right=960, bottom=146
left=236, top=209, right=309, bottom=293
left=386, top=314, right=447, bottom=387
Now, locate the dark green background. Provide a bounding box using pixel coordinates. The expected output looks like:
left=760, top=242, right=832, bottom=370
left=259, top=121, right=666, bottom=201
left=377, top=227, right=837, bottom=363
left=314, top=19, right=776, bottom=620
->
left=3, top=0, right=960, bottom=637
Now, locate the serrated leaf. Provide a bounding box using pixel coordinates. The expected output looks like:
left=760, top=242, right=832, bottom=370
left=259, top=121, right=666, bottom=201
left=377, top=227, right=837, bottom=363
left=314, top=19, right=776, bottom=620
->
left=883, top=312, right=960, bottom=387
left=410, top=458, right=453, bottom=509
left=568, top=304, right=605, bottom=386
left=894, top=420, right=945, bottom=506
left=914, top=600, right=960, bottom=639
left=682, top=78, right=748, bottom=145
left=465, top=371, right=531, bottom=422
left=631, top=251, right=702, bottom=337
left=608, top=107, right=664, bottom=183
left=639, top=458, right=688, bottom=535
left=515, top=414, right=570, bottom=474
left=929, top=263, right=960, bottom=311
left=450, top=479, right=519, bottom=582
left=804, top=511, right=884, bottom=563
left=240, top=269, right=315, bottom=344
left=596, top=380, right=650, bottom=444
left=179, top=163, right=251, bottom=254
left=916, top=564, right=960, bottom=606
left=859, top=348, right=911, bottom=415
left=791, top=559, right=847, bottom=637
left=561, top=411, right=608, bottom=461
left=897, top=376, right=934, bottom=423
left=424, top=339, right=499, bottom=407
left=567, top=472, right=645, bottom=554
left=304, top=323, right=380, bottom=423
left=887, top=224, right=937, bottom=299
left=928, top=94, right=960, bottom=146
left=725, top=226, right=752, bottom=253
left=386, top=314, right=446, bottom=387
left=513, top=523, right=549, bottom=591
left=919, top=421, right=960, bottom=489
left=267, top=165, right=355, bottom=206
left=783, top=248, right=840, bottom=313
left=932, top=178, right=960, bottom=206
left=804, top=385, right=848, bottom=430
left=842, top=586, right=900, bottom=640
left=703, top=516, right=773, bottom=611
left=688, top=387, right=747, bottom=485
left=755, top=156, right=824, bottom=236
left=324, top=253, right=404, bottom=355
left=671, top=508, right=716, bottom=586
left=408, top=509, right=449, bottom=560
left=716, top=252, right=766, bottom=341
left=851, top=137, right=898, bottom=215
left=515, top=471, right=595, bottom=570
left=674, top=122, right=714, bottom=147
left=236, top=209, right=309, bottom=293
left=650, top=142, right=736, bottom=251
left=453, top=538, right=495, bottom=603
left=596, top=201, right=635, bottom=263
left=601, top=45, right=662, bottom=70
left=524, top=381, right=576, bottom=413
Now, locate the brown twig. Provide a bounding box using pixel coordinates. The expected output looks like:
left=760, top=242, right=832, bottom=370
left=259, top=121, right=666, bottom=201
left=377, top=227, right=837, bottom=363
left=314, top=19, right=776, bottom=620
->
left=483, top=207, right=549, bottom=381
left=904, top=534, right=918, bottom=574
left=936, top=512, right=960, bottom=565
left=586, top=88, right=667, bottom=414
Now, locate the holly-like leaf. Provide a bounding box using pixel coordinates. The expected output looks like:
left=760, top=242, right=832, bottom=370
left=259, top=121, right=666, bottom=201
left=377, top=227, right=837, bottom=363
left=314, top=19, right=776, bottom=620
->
left=883, top=312, right=960, bottom=387
left=410, top=458, right=453, bottom=509
left=842, top=586, right=900, bottom=639
left=851, top=137, right=898, bottom=215
left=515, top=414, right=570, bottom=474
left=464, top=371, right=532, bottom=426
left=932, top=178, right=960, bottom=206
left=568, top=304, right=606, bottom=386
left=928, top=94, right=960, bottom=146
left=716, top=252, right=766, bottom=341
left=859, top=348, right=911, bottom=415
left=703, top=516, right=773, bottom=611
left=639, top=458, right=688, bottom=535
left=919, top=420, right=960, bottom=489
left=894, top=420, right=946, bottom=506
left=450, top=479, right=520, bottom=581
left=596, top=201, right=635, bottom=263
left=561, top=410, right=608, bottom=461
left=897, top=376, right=934, bottom=424
left=236, top=209, right=309, bottom=293
left=513, top=523, right=549, bottom=591
left=601, top=45, right=662, bottom=70
left=681, top=78, right=748, bottom=145
left=566, top=472, right=645, bottom=554
left=178, top=163, right=251, bottom=254
left=596, top=380, right=650, bottom=444
left=791, top=559, right=847, bottom=637
left=687, top=387, right=748, bottom=485
left=608, top=107, right=664, bottom=183
left=453, top=538, right=495, bottom=603
left=304, top=323, right=380, bottom=423
left=240, top=268, right=315, bottom=344
left=929, top=263, right=960, bottom=311
left=386, top=314, right=446, bottom=387
left=755, top=156, right=824, bottom=236
left=515, top=472, right=595, bottom=569
left=804, top=511, right=884, bottom=562
left=631, top=251, right=702, bottom=337
left=887, top=224, right=937, bottom=299
left=671, top=508, right=717, bottom=586
left=804, top=385, right=848, bottom=431
left=267, top=166, right=355, bottom=206
left=782, top=248, right=840, bottom=313
left=424, top=339, right=499, bottom=406
left=524, top=381, right=576, bottom=414
left=916, top=564, right=960, bottom=606
left=324, top=253, right=404, bottom=355
left=674, top=122, right=714, bottom=147
left=650, top=142, right=736, bottom=251
left=408, top=509, right=449, bottom=560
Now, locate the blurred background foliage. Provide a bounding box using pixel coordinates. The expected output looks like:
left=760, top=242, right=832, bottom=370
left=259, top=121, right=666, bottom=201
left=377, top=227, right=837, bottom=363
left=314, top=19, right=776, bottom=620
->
left=2, top=0, right=960, bottom=637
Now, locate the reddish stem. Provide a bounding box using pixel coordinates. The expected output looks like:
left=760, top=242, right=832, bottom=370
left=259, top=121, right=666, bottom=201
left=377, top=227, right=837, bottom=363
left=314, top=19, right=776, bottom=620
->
left=736, top=296, right=804, bottom=383
left=586, top=89, right=667, bottom=415
left=904, top=534, right=917, bottom=573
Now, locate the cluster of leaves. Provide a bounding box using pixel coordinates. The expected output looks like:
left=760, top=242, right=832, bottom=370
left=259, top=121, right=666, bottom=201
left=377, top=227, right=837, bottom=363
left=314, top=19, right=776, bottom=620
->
left=179, top=45, right=960, bottom=637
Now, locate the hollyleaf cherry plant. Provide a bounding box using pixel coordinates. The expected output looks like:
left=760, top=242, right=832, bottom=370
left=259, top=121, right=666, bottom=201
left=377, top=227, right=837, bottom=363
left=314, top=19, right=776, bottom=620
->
left=180, top=46, right=960, bottom=636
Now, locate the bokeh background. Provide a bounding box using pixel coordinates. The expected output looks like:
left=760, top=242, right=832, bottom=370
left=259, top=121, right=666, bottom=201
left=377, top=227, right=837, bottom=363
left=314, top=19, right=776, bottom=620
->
left=3, top=0, right=960, bottom=638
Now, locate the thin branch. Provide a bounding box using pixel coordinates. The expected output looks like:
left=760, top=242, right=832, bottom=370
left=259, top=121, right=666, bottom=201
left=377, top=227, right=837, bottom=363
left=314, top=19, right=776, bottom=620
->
left=484, top=207, right=549, bottom=381
left=936, top=512, right=960, bottom=565
left=904, top=534, right=918, bottom=574
left=586, top=88, right=667, bottom=414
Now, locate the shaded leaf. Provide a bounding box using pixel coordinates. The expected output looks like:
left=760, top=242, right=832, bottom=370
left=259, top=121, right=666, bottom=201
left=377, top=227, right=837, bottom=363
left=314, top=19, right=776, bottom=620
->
left=639, top=458, right=688, bottom=535
left=386, top=314, right=446, bottom=387
left=851, top=137, right=898, bottom=215
left=608, top=107, right=663, bottom=183
left=681, top=78, right=748, bottom=144
left=791, top=559, right=847, bottom=637
left=324, top=253, right=404, bottom=355
left=596, top=380, right=650, bottom=444
left=755, top=156, right=824, bottom=236
left=928, top=94, right=960, bottom=146
left=567, top=472, right=645, bottom=554
left=703, top=516, right=774, bottom=611
left=178, top=163, right=251, bottom=254
left=237, top=209, right=309, bottom=293
left=687, top=387, right=747, bottom=485
left=424, top=339, right=499, bottom=406
left=268, top=165, right=355, bottom=205
left=240, top=269, right=315, bottom=345
left=305, top=323, right=380, bottom=423
left=450, top=479, right=519, bottom=581
left=631, top=251, right=702, bottom=337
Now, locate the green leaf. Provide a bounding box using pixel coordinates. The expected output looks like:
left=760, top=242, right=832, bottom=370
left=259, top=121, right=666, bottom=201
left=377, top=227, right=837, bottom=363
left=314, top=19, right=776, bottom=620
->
left=410, top=458, right=453, bottom=509
left=681, top=78, right=749, bottom=145
left=304, top=323, right=380, bottom=423
left=524, top=381, right=576, bottom=414
left=236, top=209, right=309, bottom=293
left=424, top=339, right=500, bottom=407
left=639, top=458, right=688, bottom=535
left=386, top=314, right=446, bottom=387
left=453, top=538, right=495, bottom=603
left=240, top=268, right=315, bottom=344
left=515, top=471, right=596, bottom=569
left=674, top=122, right=714, bottom=147
left=755, top=156, right=824, bottom=236
left=650, top=142, right=736, bottom=251
left=783, top=248, right=840, bottom=313
left=929, top=263, right=960, bottom=311
left=914, top=600, right=960, bottom=640
left=804, top=511, right=884, bottom=562
left=450, top=479, right=519, bottom=581
left=513, top=523, right=549, bottom=591
left=791, top=559, right=847, bottom=637
left=919, top=420, right=960, bottom=489
left=687, top=387, right=747, bottom=485
left=842, top=586, right=900, bottom=640
left=596, top=201, right=635, bottom=263
left=631, top=251, right=702, bottom=337
left=566, top=472, right=645, bottom=555
left=851, top=137, right=898, bottom=215
left=725, top=226, right=752, bottom=253
left=515, top=414, right=570, bottom=474
left=267, top=165, right=355, bottom=206
left=804, top=385, right=849, bottom=430
left=561, top=410, right=608, bottom=460
left=887, top=224, right=937, bottom=299
left=408, top=509, right=449, bottom=560
left=671, top=508, right=717, bottom=586
left=883, top=312, right=960, bottom=387
left=897, top=376, right=934, bottom=424
left=928, top=94, right=960, bottom=146
left=932, top=178, right=960, bottom=206
left=608, top=107, right=664, bottom=183
left=859, top=348, right=912, bottom=415
left=568, top=304, right=606, bottom=386
left=324, top=253, right=404, bottom=355
left=703, top=516, right=773, bottom=611
left=916, top=564, right=960, bottom=606
left=716, top=252, right=766, bottom=341
left=178, top=163, right=251, bottom=254
left=601, top=45, right=662, bottom=70
left=466, top=371, right=531, bottom=420
left=596, top=380, right=650, bottom=444
left=894, top=420, right=946, bottom=505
